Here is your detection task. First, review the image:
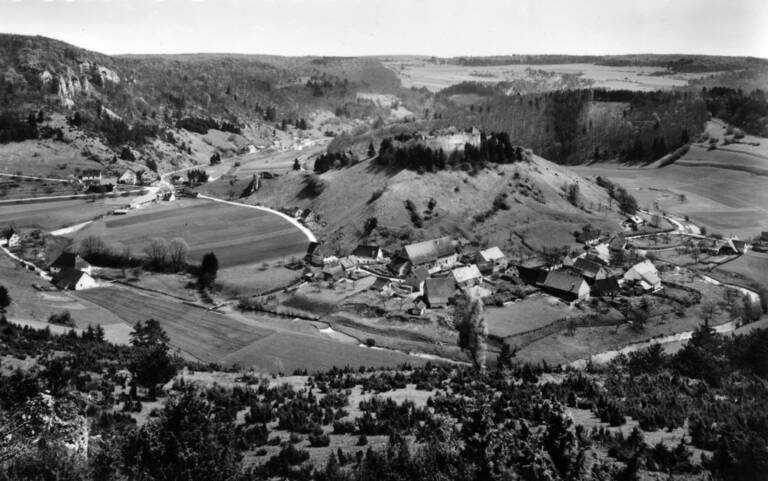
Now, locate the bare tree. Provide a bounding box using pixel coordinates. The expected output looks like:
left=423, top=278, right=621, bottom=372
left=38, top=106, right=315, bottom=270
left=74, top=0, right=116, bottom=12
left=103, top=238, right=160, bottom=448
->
left=168, top=238, right=189, bottom=272
left=79, top=235, right=107, bottom=258
left=144, top=237, right=169, bottom=268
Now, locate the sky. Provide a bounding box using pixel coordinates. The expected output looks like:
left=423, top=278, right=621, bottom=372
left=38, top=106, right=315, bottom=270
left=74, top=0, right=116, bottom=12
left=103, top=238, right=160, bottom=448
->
left=0, top=0, right=766, bottom=58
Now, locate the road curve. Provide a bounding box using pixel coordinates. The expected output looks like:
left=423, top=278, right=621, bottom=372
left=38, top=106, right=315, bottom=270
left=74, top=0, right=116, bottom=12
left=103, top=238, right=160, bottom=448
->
left=197, top=194, right=317, bottom=243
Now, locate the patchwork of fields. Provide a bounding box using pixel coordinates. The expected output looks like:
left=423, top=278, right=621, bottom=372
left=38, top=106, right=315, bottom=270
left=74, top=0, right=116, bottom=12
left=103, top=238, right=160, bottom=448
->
left=384, top=61, right=713, bottom=92
left=573, top=163, right=768, bottom=238
left=75, top=286, right=426, bottom=371
left=70, top=199, right=310, bottom=267
left=76, top=287, right=274, bottom=364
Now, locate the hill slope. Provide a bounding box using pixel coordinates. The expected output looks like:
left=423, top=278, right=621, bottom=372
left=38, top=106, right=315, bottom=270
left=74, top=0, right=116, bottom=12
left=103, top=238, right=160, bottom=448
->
left=202, top=154, right=624, bottom=256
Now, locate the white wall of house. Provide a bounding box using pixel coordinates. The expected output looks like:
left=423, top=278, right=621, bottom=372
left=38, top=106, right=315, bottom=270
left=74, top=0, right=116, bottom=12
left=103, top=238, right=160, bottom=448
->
left=75, top=274, right=97, bottom=290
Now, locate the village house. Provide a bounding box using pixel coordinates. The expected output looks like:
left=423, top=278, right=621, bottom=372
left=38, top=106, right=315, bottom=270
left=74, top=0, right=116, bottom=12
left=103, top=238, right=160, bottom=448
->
left=589, top=243, right=612, bottom=265
left=387, top=256, right=411, bottom=277
left=78, top=169, right=102, bottom=185
left=451, top=264, right=483, bottom=287
left=391, top=238, right=458, bottom=277
left=53, top=268, right=97, bottom=291
left=539, top=270, right=590, bottom=302
left=3, top=230, right=21, bottom=249
left=708, top=238, right=749, bottom=256
left=623, top=215, right=645, bottom=231
left=351, top=245, right=385, bottom=263
left=576, top=226, right=602, bottom=246
left=732, top=239, right=750, bottom=254
left=475, top=246, right=507, bottom=272
left=404, top=266, right=430, bottom=293
left=49, top=252, right=93, bottom=276
left=623, top=259, right=662, bottom=292
left=572, top=257, right=610, bottom=282
left=609, top=234, right=627, bottom=252
left=118, top=169, right=140, bottom=185
left=402, top=237, right=458, bottom=274
left=321, top=264, right=345, bottom=283
left=423, top=277, right=457, bottom=308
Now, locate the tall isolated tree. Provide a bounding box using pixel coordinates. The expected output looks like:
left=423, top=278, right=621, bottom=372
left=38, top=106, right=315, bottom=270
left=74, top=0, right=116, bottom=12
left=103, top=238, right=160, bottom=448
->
left=129, top=319, right=175, bottom=397
left=454, top=289, right=488, bottom=371
left=199, top=252, right=218, bottom=287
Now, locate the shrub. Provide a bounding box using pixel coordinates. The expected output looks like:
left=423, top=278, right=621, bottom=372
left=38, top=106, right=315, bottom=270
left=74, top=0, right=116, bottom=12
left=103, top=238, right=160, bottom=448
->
left=308, top=432, right=330, bottom=447
left=48, top=311, right=75, bottom=327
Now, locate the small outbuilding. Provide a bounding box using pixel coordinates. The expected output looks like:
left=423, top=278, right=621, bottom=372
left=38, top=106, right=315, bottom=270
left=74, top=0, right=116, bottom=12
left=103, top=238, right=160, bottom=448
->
left=451, top=264, right=483, bottom=287
left=351, top=245, right=385, bottom=263
left=573, top=258, right=609, bottom=282
left=476, top=246, right=507, bottom=272
left=424, top=277, right=457, bottom=308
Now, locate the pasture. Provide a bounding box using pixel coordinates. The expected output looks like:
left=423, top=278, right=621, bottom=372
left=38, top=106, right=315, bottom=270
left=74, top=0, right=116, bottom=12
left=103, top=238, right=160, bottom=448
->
left=70, top=198, right=310, bottom=268
left=221, top=332, right=426, bottom=374
left=485, top=294, right=576, bottom=338
left=0, top=197, right=128, bottom=230
left=712, top=252, right=768, bottom=290
left=384, top=61, right=714, bottom=92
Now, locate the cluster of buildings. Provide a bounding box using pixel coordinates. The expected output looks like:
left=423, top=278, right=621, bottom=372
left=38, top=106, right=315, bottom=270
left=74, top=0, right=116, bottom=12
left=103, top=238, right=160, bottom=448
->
left=308, top=230, right=667, bottom=314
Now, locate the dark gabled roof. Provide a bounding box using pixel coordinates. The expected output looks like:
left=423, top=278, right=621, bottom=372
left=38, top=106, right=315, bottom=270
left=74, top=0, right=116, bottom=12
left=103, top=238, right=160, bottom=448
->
left=593, top=277, right=620, bottom=296
left=370, top=277, right=390, bottom=290
left=53, top=267, right=86, bottom=289
left=388, top=256, right=411, bottom=274
left=405, top=266, right=430, bottom=288
left=541, top=270, right=587, bottom=295
left=80, top=169, right=102, bottom=177
left=609, top=235, right=626, bottom=251
left=352, top=245, right=381, bottom=258
left=424, top=277, right=457, bottom=304
left=50, top=252, right=90, bottom=270
left=573, top=258, right=604, bottom=278
left=404, top=237, right=454, bottom=265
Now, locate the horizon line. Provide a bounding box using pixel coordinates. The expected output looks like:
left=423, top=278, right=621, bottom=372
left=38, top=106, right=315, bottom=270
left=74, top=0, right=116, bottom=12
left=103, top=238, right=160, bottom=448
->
left=4, top=32, right=767, bottom=61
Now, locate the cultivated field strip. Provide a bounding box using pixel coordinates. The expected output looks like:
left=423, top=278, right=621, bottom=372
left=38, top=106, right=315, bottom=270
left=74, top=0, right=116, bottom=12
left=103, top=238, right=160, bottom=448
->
left=76, top=287, right=273, bottom=363
left=0, top=199, right=119, bottom=230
